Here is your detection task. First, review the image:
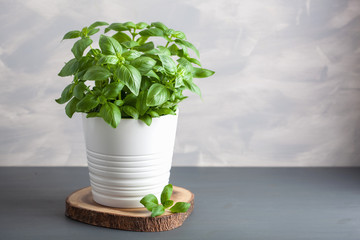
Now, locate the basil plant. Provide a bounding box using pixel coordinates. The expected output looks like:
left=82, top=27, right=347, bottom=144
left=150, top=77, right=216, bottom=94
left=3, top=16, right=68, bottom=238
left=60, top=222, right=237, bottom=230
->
left=56, top=21, right=215, bottom=128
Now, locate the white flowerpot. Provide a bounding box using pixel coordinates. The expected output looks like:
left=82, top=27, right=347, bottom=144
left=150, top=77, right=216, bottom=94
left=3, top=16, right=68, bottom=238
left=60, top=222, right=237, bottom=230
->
left=82, top=113, right=178, bottom=208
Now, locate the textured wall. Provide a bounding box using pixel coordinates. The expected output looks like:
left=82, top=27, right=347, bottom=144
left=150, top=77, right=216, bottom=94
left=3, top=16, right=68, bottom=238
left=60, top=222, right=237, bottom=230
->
left=1, top=0, right=360, bottom=166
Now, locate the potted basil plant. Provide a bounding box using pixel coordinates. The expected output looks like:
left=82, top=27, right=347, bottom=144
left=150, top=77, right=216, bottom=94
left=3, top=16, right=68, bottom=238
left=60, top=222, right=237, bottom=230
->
left=56, top=21, right=214, bottom=208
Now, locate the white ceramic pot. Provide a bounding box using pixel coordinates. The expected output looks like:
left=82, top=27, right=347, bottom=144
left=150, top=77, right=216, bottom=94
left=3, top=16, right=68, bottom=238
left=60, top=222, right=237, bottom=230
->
left=82, top=113, right=178, bottom=208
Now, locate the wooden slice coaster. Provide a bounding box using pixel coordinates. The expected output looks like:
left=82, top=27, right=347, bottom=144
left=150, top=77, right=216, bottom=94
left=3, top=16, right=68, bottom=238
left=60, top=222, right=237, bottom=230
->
left=65, top=186, right=194, bottom=232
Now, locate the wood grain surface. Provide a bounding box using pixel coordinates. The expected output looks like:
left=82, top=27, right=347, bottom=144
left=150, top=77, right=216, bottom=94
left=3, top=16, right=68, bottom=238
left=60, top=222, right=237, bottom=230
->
left=65, top=186, right=194, bottom=232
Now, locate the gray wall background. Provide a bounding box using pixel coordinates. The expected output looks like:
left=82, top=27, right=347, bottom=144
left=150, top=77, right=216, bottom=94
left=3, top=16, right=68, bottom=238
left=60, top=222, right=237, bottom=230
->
left=1, top=0, right=360, bottom=166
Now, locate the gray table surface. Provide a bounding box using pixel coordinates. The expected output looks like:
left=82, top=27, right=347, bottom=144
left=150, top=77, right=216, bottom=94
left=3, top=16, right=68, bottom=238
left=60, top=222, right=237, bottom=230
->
left=0, top=167, right=360, bottom=240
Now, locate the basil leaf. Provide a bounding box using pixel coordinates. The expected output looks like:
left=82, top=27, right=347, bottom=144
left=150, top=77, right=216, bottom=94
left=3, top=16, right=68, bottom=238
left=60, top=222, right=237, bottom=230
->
left=116, top=64, right=141, bottom=96
left=105, top=23, right=128, bottom=33
left=158, top=54, right=177, bottom=75
left=169, top=202, right=191, bottom=213
left=140, top=114, right=152, bottom=126
left=58, top=58, right=78, bottom=77
left=121, top=40, right=139, bottom=49
left=161, top=184, right=173, bottom=206
left=114, top=99, right=124, bottom=107
left=76, top=94, right=99, bottom=112
left=148, top=110, right=159, bottom=118
left=183, top=79, right=201, bottom=96
left=62, top=30, right=81, bottom=40
left=168, top=44, right=179, bottom=56
left=86, top=112, right=100, bottom=118
left=139, top=28, right=164, bottom=37
left=122, top=105, right=139, bottom=119
left=151, top=205, right=165, bottom=217
left=157, top=108, right=175, bottom=115
left=136, top=91, right=149, bottom=116
left=158, top=46, right=171, bottom=56
left=100, top=102, right=121, bottom=128
left=123, top=21, right=136, bottom=29
left=136, top=22, right=148, bottom=29
left=134, top=42, right=154, bottom=52
left=98, top=55, right=119, bottom=65
left=99, top=35, right=122, bottom=55
left=87, top=28, right=100, bottom=36
left=102, top=82, right=124, bottom=99
left=192, top=67, right=215, bottom=78
left=71, top=38, right=93, bottom=59
left=144, top=70, right=160, bottom=80
left=173, top=30, right=186, bottom=40
left=55, top=84, right=74, bottom=104
left=187, top=57, right=202, bottom=67
left=122, top=50, right=142, bottom=61
left=177, top=58, right=193, bottom=72
left=73, top=82, right=87, bottom=99
left=163, top=200, right=174, bottom=208
left=146, top=83, right=170, bottom=106
left=65, top=97, right=79, bottom=118
left=112, top=32, right=132, bottom=43
left=151, top=22, right=168, bottom=31
left=175, top=39, right=200, bottom=58
left=83, top=66, right=111, bottom=81
left=89, top=21, right=109, bottom=29
left=140, top=194, right=159, bottom=211
left=131, top=56, right=156, bottom=74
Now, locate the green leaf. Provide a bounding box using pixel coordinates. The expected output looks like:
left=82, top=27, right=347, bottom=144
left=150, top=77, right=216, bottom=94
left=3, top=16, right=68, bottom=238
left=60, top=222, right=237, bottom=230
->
left=140, top=194, right=159, bottom=211
left=58, top=58, right=78, bottom=77
left=116, top=64, right=142, bottom=96
left=184, top=79, right=201, bottom=96
left=136, top=36, right=149, bottom=45
left=123, top=93, right=137, bottom=106
left=144, top=70, right=160, bottom=80
left=102, top=82, right=124, bottom=99
left=139, top=28, right=164, bottom=37
left=131, top=56, right=156, bottom=74
left=99, top=35, right=122, bottom=55
left=62, top=30, right=81, bottom=40
left=192, top=67, right=215, bottom=78
left=170, top=202, right=191, bottom=213
left=86, top=112, right=100, bottom=118
left=98, top=55, right=119, bottom=65
left=83, top=66, right=111, bottom=81
left=158, top=46, right=171, bottom=56
left=140, top=115, right=152, bottom=126
left=100, top=102, right=121, bottom=128
left=151, top=205, right=165, bottom=217
left=55, top=84, right=74, bottom=104
left=146, top=83, right=170, bottom=106
left=136, top=22, right=148, bottom=29
left=112, top=32, right=132, bottom=43
left=76, top=94, right=99, bottom=112
left=122, top=50, right=142, bottom=61
left=123, top=21, right=136, bottom=29
left=73, top=82, right=87, bottom=99
left=173, top=30, right=186, bottom=40
left=65, top=97, right=79, bottom=118
left=175, top=39, right=200, bottom=58
left=71, top=38, right=93, bottom=59
left=161, top=184, right=173, bottom=206
left=114, top=99, right=124, bottom=107
left=148, top=110, right=159, bottom=118
left=177, top=58, right=194, bottom=72
left=87, top=28, right=100, bottom=36
left=187, top=57, right=202, bottom=67
left=121, top=40, right=139, bottom=49
left=105, top=23, right=128, bottom=33
left=136, top=91, right=149, bottom=116
left=151, top=22, right=168, bottom=31
left=158, top=54, right=177, bottom=75
left=163, top=200, right=174, bottom=208
left=134, top=42, right=154, bottom=52
left=168, top=44, right=179, bottom=56
left=122, top=105, right=139, bottom=119
left=89, top=21, right=109, bottom=29
left=157, top=108, right=176, bottom=115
